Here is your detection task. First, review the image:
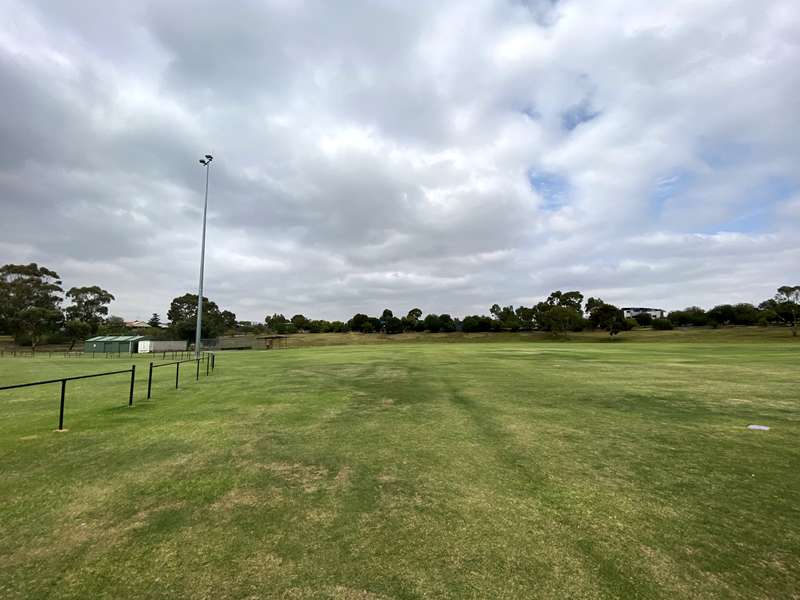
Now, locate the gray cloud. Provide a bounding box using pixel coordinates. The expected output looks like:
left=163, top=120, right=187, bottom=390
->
left=1, top=0, right=799, bottom=322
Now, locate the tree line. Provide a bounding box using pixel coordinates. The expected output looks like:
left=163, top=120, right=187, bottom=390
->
left=2, top=262, right=797, bottom=350
left=266, top=286, right=799, bottom=337
left=0, top=263, right=239, bottom=350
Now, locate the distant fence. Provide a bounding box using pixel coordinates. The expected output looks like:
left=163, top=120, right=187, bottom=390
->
left=0, top=350, right=195, bottom=360
left=0, top=352, right=215, bottom=431
left=146, top=353, right=215, bottom=399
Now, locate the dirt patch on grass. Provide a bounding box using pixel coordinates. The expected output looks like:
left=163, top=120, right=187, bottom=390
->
left=284, top=586, right=394, bottom=600
left=305, top=507, right=336, bottom=525
left=265, top=462, right=329, bottom=493
left=211, top=487, right=282, bottom=512
left=335, top=466, right=352, bottom=488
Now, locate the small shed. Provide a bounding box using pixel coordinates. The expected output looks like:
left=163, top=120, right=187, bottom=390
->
left=138, top=340, right=187, bottom=353
left=84, top=335, right=146, bottom=354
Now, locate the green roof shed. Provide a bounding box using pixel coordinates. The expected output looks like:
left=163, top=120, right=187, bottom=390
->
left=84, top=335, right=146, bottom=354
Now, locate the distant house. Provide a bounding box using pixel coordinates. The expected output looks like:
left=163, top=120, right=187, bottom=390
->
left=621, top=307, right=666, bottom=319
left=124, top=320, right=151, bottom=329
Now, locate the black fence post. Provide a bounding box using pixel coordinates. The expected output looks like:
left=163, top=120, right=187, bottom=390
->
left=129, top=364, right=136, bottom=407
left=147, top=362, right=153, bottom=399
left=175, top=362, right=180, bottom=389
left=206, top=353, right=210, bottom=376
left=195, top=358, right=200, bottom=381
left=58, top=379, right=66, bottom=430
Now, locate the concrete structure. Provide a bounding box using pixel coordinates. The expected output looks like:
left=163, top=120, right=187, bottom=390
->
left=137, top=340, right=188, bottom=353
left=621, top=307, right=666, bottom=319
left=84, top=335, right=146, bottom=354
left=201, top=335, right=255, bottom=350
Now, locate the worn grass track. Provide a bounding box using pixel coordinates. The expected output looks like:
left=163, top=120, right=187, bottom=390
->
left=0, top=341, right=798, bottom=599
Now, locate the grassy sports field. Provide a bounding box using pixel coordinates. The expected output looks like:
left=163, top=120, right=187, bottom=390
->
left=1, top=335, right=798, bottom=598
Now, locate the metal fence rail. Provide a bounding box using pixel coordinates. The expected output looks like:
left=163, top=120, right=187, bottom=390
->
left=0, top=352, right=216, bottom=431
left=0, top=366, right=136, bottom=431
left=146, top=352, right=215, bottom=399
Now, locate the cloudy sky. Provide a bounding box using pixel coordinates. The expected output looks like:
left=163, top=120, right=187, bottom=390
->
left=1, top=0, right=798, bottom=322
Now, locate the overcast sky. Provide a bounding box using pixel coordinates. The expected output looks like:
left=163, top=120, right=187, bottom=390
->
left=1, top=1, right=798, bottom=322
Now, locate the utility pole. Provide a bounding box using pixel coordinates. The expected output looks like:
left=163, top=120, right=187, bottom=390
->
left=195, top=154, right=213, bottom=358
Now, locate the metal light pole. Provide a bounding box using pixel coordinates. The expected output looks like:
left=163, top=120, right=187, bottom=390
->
left=195, top=154, right=213, bottom=358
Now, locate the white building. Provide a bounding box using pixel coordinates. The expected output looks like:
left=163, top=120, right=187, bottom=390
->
left=137, top=340, right=188, bottom=353
left=621, top=307, right=666, bottom=319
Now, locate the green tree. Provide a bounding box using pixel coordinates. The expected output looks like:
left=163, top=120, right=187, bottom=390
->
left=438, top=314, right=456, bottom=332
left=536, top=305, right=584, bottom=336
left=652, top=318, right=673, bottom=330
left=587, top=302, right=627, bottom=335
left=584, top=297, right=604, bottom=315
left=668, top=306, right=707, bottom=327
left=64, top=319, right=92, bottom=350
left=307, top=320, right=331, bottom=333
left=514, top=306, right=536, bottom=330
left=546, top=290, right=584, bottom=311
left=148, top=313, right=162, bottom=328
left=349, top=313, right=370, bottom=332
left=103, top=315, right=128, bottom=334
left=329, top=320, right=347, bottom=333
left=402, top=308, right=423, bottom=332
left=384, top=316, right=404, bottom=334
left=423, top=313, right=442, bottom=333
left=380, top=309, right=394, bottom=332
left=0, top=263, right=63, bottom=344
left=16, top=307, right=63, bottom=351
left=265, top=314, right=288, bottom=331
left=462, top=315, right=494, bottom=332
left=221, top=310, right=237, bottom=330
left=64, top=286, right=115, bottom=334
left=491, top=304, right=522, bottom=331
left=731, top=303, right=759, bottom=325
left=774, top=285, right=800, bottom=336
left=407, top=308, right=422, bottom=321
left=167, top=293, right=225, bottom=341
left=533, top=291, right=585, bottom=335
left=290, top=314, right=310, bottom=331
left=707, top=304, right=735, bottom=327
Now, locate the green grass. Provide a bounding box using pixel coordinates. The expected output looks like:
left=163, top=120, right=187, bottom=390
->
left=1, top=339, right=798, bottom=599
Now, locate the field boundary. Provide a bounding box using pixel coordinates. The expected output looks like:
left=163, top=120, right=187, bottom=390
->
left=0, top=352, right=215, bottom=431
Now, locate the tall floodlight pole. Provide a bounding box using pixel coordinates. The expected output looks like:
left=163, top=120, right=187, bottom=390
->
left=195, top=154, right=213, bottom=358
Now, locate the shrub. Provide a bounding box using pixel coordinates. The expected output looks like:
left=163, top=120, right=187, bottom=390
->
left=652, top=318, right=674, bottom=330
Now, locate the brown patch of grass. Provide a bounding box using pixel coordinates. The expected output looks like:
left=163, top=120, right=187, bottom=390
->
left=265, top=462, right=329, bottom=493
left=334, top=466, right=352, bottom=488
left=283, top=585, right=394, bottom=599
left=211, top=487, right=282, bottom=512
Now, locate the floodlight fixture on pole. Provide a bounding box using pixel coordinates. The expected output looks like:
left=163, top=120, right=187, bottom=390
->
left=195, top=154, right=213, bottom=358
